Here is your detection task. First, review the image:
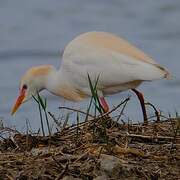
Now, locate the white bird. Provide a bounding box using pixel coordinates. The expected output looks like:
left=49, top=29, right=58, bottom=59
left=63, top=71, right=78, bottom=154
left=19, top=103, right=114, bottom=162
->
left=11, top=31, right=170, bottom=123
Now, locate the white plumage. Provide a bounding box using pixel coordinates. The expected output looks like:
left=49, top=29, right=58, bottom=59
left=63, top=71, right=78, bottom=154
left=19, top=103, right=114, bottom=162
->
left=59, top=31, right=169, bottom=96
left=12, top=31, right=170, bottom=122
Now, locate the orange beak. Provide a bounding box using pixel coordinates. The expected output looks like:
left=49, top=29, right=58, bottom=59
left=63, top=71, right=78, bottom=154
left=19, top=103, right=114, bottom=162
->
left=11, top=88, right=26, bottom=115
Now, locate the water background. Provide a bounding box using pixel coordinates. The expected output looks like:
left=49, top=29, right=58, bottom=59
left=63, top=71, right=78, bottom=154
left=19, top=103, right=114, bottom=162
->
left=0, top=0, right=180, bottom=132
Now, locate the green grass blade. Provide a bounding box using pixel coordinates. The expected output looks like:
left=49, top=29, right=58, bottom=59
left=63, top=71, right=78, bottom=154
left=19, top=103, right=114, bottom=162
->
left=32, top=95, right=45, bottom=136
left=87, top=74, right=103, bottom=114
left=37, top=92, right=46, bottom=110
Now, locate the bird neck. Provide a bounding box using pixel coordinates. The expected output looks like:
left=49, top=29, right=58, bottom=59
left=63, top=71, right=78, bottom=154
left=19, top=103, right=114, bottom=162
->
left=45, top=68, right=67, bottom=96
left=45, top=68, right=88, bottom=101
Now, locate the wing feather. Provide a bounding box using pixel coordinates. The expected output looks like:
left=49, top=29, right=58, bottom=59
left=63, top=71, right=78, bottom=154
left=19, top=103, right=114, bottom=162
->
left=60, top=32, right=169, bottom=90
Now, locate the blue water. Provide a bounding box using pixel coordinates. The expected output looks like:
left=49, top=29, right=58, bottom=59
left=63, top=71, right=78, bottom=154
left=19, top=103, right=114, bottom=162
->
left=0, top=0, right=180, bottom=132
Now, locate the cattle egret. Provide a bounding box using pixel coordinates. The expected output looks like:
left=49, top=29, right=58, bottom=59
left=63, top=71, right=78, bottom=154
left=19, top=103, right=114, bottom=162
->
left=11, top=32, right=170, bottom=123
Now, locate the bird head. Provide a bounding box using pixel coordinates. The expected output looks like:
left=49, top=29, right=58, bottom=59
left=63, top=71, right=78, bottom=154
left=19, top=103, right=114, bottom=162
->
left=11, top=65, right=54, bottom=115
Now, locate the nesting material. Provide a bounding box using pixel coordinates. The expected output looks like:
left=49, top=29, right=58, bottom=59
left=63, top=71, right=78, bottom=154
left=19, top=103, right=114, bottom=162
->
left=0, top=117, right=179, bottom=179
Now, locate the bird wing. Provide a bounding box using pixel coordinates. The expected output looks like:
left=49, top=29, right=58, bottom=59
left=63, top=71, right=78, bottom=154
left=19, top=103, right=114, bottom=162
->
left=60, top=32, right=169, bottom=89
left=63, top=31, right=156, bottom=64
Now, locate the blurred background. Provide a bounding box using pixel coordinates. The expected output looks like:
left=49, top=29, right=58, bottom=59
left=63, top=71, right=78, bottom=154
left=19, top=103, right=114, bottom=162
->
left=0, top=0, right=179, bottom=131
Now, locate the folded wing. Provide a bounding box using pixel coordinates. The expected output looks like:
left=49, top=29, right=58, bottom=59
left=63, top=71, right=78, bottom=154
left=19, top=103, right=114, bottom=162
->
left=61, top=31, right=169, bottom=89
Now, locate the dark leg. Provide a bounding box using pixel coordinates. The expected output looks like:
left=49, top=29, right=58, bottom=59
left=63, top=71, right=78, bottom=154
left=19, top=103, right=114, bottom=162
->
left=131, top=89, right=148, bottom=125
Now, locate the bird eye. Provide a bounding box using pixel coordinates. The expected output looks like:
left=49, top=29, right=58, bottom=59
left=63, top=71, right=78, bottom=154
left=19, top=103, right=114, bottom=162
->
left=22, top=84, right=28, bottom=89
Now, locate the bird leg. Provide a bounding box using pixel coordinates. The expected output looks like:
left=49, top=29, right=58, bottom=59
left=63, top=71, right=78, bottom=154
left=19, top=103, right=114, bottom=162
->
left=99, top=96, right=109, bottom=113
left=131, top=89, right=148, bottom=125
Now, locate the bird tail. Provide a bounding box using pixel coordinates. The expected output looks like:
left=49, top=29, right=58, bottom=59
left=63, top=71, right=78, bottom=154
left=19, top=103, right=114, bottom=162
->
left=155, top=64, right=172, bottom=80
